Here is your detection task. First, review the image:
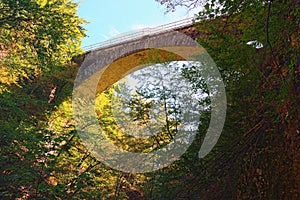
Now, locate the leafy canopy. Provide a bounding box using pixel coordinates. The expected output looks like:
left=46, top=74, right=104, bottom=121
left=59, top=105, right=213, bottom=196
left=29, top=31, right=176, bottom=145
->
left=0, top=0, right=86, bottom=92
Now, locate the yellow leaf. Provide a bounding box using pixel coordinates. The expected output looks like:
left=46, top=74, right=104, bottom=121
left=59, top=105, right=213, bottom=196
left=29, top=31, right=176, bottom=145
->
left=37, top=0, right=47, bottom=8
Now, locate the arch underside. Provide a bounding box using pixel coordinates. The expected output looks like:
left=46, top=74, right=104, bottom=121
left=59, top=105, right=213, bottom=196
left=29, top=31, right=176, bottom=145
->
left=96, top=48, right=186, bottom=93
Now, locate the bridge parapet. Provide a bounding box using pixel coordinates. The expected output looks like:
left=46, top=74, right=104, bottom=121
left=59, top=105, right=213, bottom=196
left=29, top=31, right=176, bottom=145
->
left=82, top=17, right=196, bottom=52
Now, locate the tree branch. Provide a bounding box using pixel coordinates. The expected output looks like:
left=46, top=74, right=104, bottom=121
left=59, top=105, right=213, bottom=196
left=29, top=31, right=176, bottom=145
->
left=265, top=0, right=278, bottom=66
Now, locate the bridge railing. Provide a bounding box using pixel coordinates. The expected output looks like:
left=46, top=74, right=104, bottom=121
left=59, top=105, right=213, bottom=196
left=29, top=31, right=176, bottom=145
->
left=82, top=17, right=195, bottom=52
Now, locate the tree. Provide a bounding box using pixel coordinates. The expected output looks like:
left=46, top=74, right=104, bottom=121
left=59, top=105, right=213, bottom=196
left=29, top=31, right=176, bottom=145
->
left=153, top=0, right=300, bottom=199
left=155, top=0, right=203, bottom=13
left=111, top=61, right=207, bottom=150
left=0, top=0, right=85, bottom=92
left=0, top=0, right=86, bottom=199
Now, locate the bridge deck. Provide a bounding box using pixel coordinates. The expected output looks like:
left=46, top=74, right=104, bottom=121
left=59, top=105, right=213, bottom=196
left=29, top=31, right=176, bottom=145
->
left=82, top=17, right=196, bottom=52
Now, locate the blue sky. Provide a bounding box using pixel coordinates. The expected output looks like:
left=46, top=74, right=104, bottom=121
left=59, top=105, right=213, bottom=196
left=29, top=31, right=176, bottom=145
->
left=76, top=0, right=201, bottom=47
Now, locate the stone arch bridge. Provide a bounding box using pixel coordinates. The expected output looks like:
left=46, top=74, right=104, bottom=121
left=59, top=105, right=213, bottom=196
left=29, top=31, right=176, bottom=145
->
left=75, top=17, right=202, bottom=92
